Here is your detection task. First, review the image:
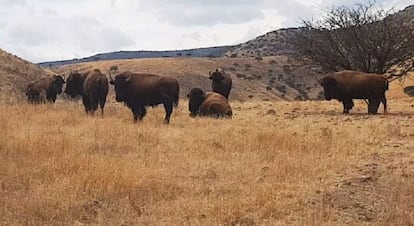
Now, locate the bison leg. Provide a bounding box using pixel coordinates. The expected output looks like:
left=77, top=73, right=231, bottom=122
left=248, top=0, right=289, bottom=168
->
left=90, top=99, right=99, bottom=116
left=82, top=97, right=92, bottom=114
left=138, top=106, right=147, bottom=121
left=47, top=93, right=57, bottom=103
left=131, top=108, right=139, bottom=123
left=132, top=111, right=139, bottom=122
left=342, top=98, right=353, bottom=114
left=380, top=94, right=387, bottom=114
left=99, top=98, right=107, bottom=116
left=368, top=98, right=380, bottom=114
left=131, top=106, right=145, bottom=123
left=163, top=102, right=173, bottom=124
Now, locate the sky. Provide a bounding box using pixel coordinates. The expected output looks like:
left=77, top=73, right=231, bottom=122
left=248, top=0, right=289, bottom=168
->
left=0, top=0, right=413, bottom=63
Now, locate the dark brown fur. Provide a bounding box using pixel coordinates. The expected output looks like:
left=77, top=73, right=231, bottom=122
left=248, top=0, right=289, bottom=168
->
left=209, top=68, right=232, bottom=99
left=187, top=88, right=232, bottom=118
left=26, top=75, right=65, bottom=103
left=321, top=70, right=388, bottom=114
left=109, top=71, right=179, bottom=124
left=65, top=69, right=109, bottom=115
left=25, top=86, right=46, bottom=104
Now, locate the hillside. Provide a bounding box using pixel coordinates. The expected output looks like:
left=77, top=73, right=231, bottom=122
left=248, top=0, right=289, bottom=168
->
left=1, top=53, right=412, bottom=105
left=56, top=56, right=327, bottom=102
left=223, top=28, right=301, bottom=58
left=223, top=5, right=414, bottom=59
left=39, top=46, right=233, bottom=68
left=0, top=49, right=54, bottom=103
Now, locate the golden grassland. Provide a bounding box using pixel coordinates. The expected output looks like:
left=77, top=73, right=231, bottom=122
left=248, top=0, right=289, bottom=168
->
left=1, top=99, right=413, bottom=225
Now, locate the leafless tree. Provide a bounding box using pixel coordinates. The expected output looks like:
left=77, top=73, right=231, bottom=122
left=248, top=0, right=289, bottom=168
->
left=293, top=1, right=414, bottom=74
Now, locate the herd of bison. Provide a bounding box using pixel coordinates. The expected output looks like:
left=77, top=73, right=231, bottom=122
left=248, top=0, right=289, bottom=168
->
left=25, top=67, right=389, bottom=123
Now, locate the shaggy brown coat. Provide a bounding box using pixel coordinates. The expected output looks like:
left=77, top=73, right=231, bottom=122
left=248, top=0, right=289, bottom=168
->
left=187, top=88, right=232, bottom=118
left=26, top=75, right=65, bottom=103
left=321, top=70, right=388, bottom=114
left=209, top=68, right=232, bottom=99
left=65, top=69, right=109, bottom=115
left=25, top=86, right=46, bottom=104
left=109, top=71, right=179, bottom=124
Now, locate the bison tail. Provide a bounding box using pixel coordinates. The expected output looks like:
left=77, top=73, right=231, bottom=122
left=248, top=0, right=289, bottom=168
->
left=173, top=96, right=179, bottom=108
left=173, top=89, right=179, bottom=108
left=385, top=79, right=389, bottom=90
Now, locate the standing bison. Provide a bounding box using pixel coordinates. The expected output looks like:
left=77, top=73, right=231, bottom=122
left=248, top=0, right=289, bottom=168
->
left=321, top=70, right=388, bottom=114
left=65, top=69, right=109, bottom=116
left=26, top=75, right=65, bottom=103
left=209, top=68, right=232, bottom=99
left=109, top=71, right=180, bottom=124
left=187, top=88, right=232, bottom=118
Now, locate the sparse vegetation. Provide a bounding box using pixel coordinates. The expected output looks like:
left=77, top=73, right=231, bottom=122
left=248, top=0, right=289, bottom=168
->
left=294, top=2, right=414, bottom=73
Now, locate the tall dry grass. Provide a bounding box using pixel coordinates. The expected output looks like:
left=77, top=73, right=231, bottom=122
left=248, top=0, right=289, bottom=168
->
left=0, top=99, right=413, bottom=225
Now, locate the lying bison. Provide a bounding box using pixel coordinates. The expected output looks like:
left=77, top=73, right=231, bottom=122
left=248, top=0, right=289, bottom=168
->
left=321, top=70, right=388, bottom=114
left=26, top=75, right=65, bottom=103
left=109, top=71, right=179, bottom=124
left=65, top=69, right=109, bottom=115
left=209, top=68, right=232, bottom=99
left=187, top=88, right=232, bottom=118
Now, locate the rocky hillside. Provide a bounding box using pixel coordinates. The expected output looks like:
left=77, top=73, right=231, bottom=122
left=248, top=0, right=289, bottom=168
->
left=223, top=5, right=414, bottom=59
left=55, top=56, right=326, bottom=102
left=0, top=49, right=54, bottom=103
left=223, top=28, right=301, bottom=58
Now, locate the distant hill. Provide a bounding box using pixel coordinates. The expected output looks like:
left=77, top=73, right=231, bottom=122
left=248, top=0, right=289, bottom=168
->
left=0, top=49, right=53, bottom=103
left=224, top=5, right=414, bottom=59
left=39, top=46, right=233, bottom=68
left=223, top=28, right=302, bottom=58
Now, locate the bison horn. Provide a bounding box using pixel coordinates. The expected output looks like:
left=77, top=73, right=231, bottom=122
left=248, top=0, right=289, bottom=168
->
left=209, top=70, right=212, bottom=76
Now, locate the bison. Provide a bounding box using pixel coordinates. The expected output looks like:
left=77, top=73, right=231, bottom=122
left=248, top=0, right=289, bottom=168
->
left=65, top=69, right=109, bottom=115
left=109, top=71, right=180, bottom=124
left=26, top=75, right=65, bottom=103
left=187, top=88, right=232, bottom=118
left=321, top=70, right=388, bottom=114
left=26, top=86, right=46, bottom=104
left=209, top=68, right=232, bottom=99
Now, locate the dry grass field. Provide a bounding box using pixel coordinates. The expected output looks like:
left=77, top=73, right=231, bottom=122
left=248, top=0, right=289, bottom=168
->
left=1, top=98, right=413, bottom=225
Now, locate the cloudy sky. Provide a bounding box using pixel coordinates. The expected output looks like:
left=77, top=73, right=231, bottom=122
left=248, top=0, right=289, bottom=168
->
left=0, top=0, right=413, bottom=63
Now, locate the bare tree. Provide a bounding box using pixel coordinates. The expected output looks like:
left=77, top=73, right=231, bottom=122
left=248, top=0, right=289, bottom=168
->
left=293, top=1, right=414, bottom=74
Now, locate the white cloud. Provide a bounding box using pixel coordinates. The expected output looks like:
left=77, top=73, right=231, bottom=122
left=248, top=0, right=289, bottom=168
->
left=0, top=0, right=411, bottom=63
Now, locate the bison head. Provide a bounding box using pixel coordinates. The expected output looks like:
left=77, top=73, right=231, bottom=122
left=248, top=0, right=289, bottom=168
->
left=187, top=88, right=206, bottom=117
left=209, top=68, right=225, bottom=81
left=109, top=73, right=131, bottom=102
left=51, top=75, right=65, bottom=95
left=321, top=76, right=338, bottom=100
left=65, top=72, right=84, bottom=98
